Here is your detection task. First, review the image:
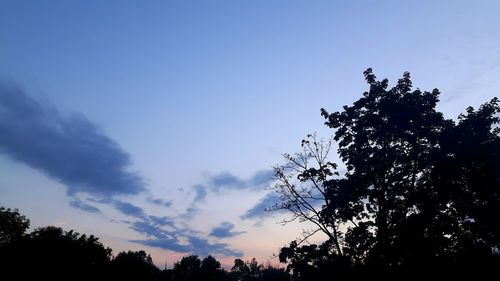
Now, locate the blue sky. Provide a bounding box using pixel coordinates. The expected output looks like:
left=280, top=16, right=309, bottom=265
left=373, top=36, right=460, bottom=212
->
left=1, top=0, right=499, bottom=267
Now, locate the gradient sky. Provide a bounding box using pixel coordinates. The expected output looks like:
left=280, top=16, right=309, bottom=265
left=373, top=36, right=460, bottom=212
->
left=1, top=0, right=499, bottom=268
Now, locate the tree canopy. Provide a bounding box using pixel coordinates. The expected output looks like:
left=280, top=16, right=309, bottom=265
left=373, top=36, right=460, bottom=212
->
left=275, top=68, right=500, bottom=279
left=0, top=207, right=29, bottom=245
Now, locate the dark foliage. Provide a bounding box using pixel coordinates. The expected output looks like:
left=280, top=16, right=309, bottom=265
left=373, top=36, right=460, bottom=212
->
left=111, top=250, right=159, bottom=281
left=276, top=68, right=500, bottom=280
left=0, top=207, right=287, bottom=280
left=1, top=223, right=112, bottom=280
left=0, top=207, right=29, bottom=245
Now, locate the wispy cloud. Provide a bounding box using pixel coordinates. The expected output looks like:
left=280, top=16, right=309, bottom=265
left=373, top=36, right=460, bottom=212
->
left=210, top=221, right=245, bottom=238
left=133, top=237, right=192, bottom=253
left=187, top=236, right=243, bottom=257
left=192, top=184, right=208, bottom=201
left=241, top=192, right=282, bottom=220
left=171, top=170, right=276, bottom=226
left=114, top=201, right=146, bottom=218
left=178, top=206, right=200, bottom=220
left=146, top=197, right=172, bottom=208
left=0, top=82, right=145, bottom=199
left=148, top=215, right=176, bottom=227
left=182, top=170, right=275, bottom=220
left=208, top=172, right=245, bottom=191
left=112, top=199, right=243, bottom=257
left=69, top=198, right=102, bottom=214
left=128, top=210, right=243, bottom=257
left=133, top=234, right=243, bottom=257
left=248, top=170, right=275, bottom=186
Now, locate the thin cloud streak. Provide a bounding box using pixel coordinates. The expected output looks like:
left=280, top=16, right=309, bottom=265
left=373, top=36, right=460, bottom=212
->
left=69, top=198, right=102, bottom=214
left=241, top=192, right=282, bottom=220
left=210, top=221, right=245, bottom=238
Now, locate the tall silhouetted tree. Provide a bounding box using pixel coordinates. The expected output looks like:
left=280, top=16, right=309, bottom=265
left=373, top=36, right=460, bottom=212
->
left=269, top=134, right=343, bottom=255
left=276, top=68, right=500, bottom=279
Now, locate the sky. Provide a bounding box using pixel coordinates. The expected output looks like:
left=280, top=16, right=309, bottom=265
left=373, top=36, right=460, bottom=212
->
left=1, top=0, right=499, bottom=268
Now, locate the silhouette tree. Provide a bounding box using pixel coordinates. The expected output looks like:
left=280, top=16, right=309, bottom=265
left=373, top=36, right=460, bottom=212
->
left=0, top=207, right=29, bottom=245
left=198, top=255, right=226, bottom=281
left=269, top=134, right=344, bottom=255
left=319, top=68, right=452, bottom=271
left=260, top=264, right=289, bottom=281
left=247, top=258, right=262, bottom=281
left=173, top=255, right=202, bottom=281
left=112, top=250, right=159, bottom=281
left=230, top=258, right=250, bottom=281
left=278, top=240, right=350, bottom=281
left=229, top=258, right=263, bottom=281
left=0, top=225, right=113, bottom=280
left=275, top=68, right=500, bottom=278
left=0, top=207, right=31, bottom=279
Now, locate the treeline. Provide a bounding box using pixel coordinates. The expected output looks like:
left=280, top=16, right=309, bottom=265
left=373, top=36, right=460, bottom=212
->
left=0, top=207, right=288, bottom=281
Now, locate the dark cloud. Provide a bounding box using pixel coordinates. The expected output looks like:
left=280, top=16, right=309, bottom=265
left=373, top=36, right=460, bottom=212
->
left=132, top=228, right=243, bottom=257
left=0, top=83, right=145, bottom=199
left=130, top=220, right=177, bottom=242
left=146, top=197, right=172, bottom=207
left=187, top=236, right=243, bottom=257
left=129, top=214, right=242, bottom=257
left=193, top=184, right=208, bottom=201
left=111, top=198, right=242, bottom=257
left=130, top=218, right=192, bottom=253
left=135, top=232, right=243, bottom=257
left=241, top=192, right=282, bottom=220
left=207, top=170, right=274, bottom=191
left=130, top=220, right=163, bottom=237
left=179, top=206, right=200, bottom=220
left=87, top=197, right=113, bottom=204
left=209, top=221, right=244, bottom=238
left=133, top=237, right=192, bottom=253
left=209, top=172, right=245, bottom=190
left=249, top=170, right=275, bottom=186
left=185, top=170, right=275, bottom=215
left=114, top=201, right=145, bottom=218
left=148, top=215, right=175, bottom=227
left=69, top=198, right=101, bottom=214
